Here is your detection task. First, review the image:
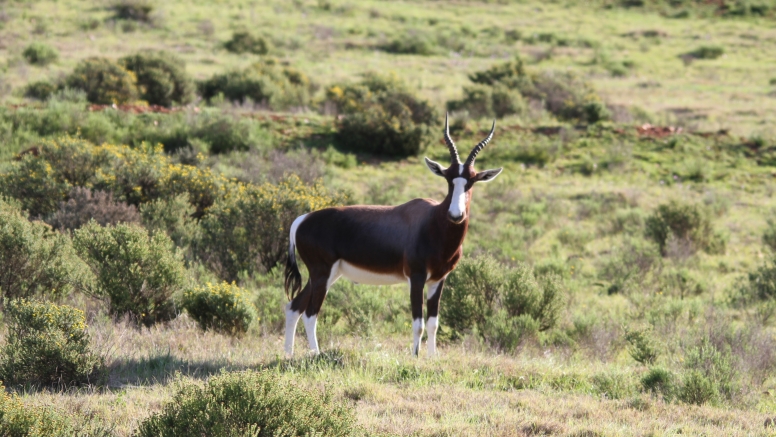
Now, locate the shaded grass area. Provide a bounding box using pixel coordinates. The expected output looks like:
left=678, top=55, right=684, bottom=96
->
left=13, top=316, right=775, bottom=436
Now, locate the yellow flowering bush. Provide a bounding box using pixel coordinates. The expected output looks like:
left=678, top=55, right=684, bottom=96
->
left=1, top=136, right=227, bottom=217
left=198, top=174, right=349, bottom=280
left=64, top=57, right=138, bottom=105
left=182, top=282, right=257, bottom=336
left=0, top=299, right=104, bottom=388
left=0, top=385, right=77, bottom=436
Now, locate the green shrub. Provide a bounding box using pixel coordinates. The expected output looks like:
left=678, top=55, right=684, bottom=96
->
left=0, top=153, right=71, bottom=217
left=47, top=187, right=141, bottom=231
left=198, top=58, right=312, bottom=109
left=448, top=83, right=526, bottom=119
left=136, top=370, right=360, bottom=437
left=197, top=114, right=259, bottom=154
left=640, top=367, right=676, bottom=401
left=597, top=237, right=660, bottom=295
left=0, top=198, right=89, bottom=302
left=678, top=371, right=718, bottom=405
left=24, top=80, right=57, bottom=100
left=688, top=45, right=724, bottom=60
left=327, top=73, right=437, bottom=157
left=645, top=200, right=726, bottom=256
left=0, top=299, right=104, bottom=388
left=22, top=42, right=58, bottom=66
left=182, top=282, right=257, bottom=335
left=462, top=57, right=607, bottom=124
left=112, top=0, right=153, bottom=22
left=224, top=30, right=271, bottom=55
left=198, top=175, right=347, bottom=280
left=624, top=327, right=659, bottom=365
left=763, top=218, right=776, bottom=252
left=684, top=337, right=737, bottom=400
left=441, top=255, right=564, bottom=350
left=73, top=222, right=186, bottom=326
left=140, top=193, right=200, bottom=254
left=379, top=33, right=438, bottom=55
left=64, top=57, right=138, bottom=104
left=0, top=385, right=94, bottom=436
left=120, top=51, right=195, bottom=107
left=741, top=257, right=776, bottom=303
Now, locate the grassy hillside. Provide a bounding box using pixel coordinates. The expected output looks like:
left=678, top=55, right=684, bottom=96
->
left=3, top=0, right=776, bottom=436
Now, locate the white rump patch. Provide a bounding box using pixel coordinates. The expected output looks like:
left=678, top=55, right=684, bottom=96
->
left=449, top=177, right=467, bottom=219
left=339, top=260, right=405, bottom=285
left=289, top=214, right=308, bottom=251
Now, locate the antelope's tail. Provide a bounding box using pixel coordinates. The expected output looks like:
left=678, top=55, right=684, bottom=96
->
left=284, top=214, right=306, bottom=301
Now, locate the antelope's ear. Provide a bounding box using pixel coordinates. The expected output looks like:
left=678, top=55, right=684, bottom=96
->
left=425, top=157, right=446, bottom=178
left=473, top=168, right=502, bottom=183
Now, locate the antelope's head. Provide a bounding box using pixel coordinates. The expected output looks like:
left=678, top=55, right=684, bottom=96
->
left=425, top=114, right=503, bottom=224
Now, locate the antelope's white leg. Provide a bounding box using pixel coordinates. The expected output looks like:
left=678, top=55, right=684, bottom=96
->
left=412, top=318, right=424, bottom=356
left=426, top=316, right=439, bottom=356
left=303, top=314, right=319, bottom=353
left=284, top=303, right=303, bottom=357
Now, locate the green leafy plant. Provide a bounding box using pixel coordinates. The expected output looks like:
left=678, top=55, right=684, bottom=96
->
left=136, top=370, right=361, bottom=437
left=182, top=282, right=257, bottom=336
left=24, top=80, right=57, bottom=100
left=687, top=45, right=724, bottom=60
left=641, top=367, right=676, bottom=401
left=678, top=371, right=718, bottom=405
left=73, top=222, right=186, bottom=326
left=120, top=51, right=195, bottom=107
left=0, top=299, right=104, bottom=388
left=0, top=198, right=89, bottom=302
left=645, top=200, right=726, bottom=256
left=224, top=30, right=271, bottom=55
left=22, top=42, right=58, bottom=66
left=198, top=175, right=347, bottom=280
left=198, top=58, right=312, bottom=109
left=64, top=57, right=138, bottom=104
left=624, top=327, right=659, bottom=365
left=326, top=72, right=437, bottom=157
left=441, top=254, right=564, bottom=350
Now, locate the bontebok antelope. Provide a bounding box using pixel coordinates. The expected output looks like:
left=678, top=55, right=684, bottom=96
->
left=284, top=115, right=503, bottom=357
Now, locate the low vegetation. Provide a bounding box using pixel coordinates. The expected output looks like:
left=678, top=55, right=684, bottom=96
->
left=2, top=0, right=776, bottom=434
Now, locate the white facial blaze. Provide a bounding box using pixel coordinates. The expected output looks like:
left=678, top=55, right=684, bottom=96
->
left=449, top=177, right=468, bottom=219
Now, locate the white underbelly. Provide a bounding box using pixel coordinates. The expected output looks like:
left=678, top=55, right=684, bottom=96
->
left=338, top=260, right=405, bottom=286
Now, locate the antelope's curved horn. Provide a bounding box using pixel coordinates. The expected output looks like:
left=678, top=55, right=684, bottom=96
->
left=464, top=120, right=496, bottom=168
left=444, top=113, right=460, bottom=165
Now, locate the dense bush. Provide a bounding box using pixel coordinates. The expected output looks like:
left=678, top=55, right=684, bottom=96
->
left=198, top=175, right=347, bottom=280
left=326, top=73, right=437, bottom=157
left=136, top=370, right=360, bottom=437
left=641, top=367, right=676, bottom=402
left=112, top=0, right=154, bottom=22
left=624, top=327, right=659, bottom=365
left=64, top=57, right=138, bottom=104
left=120, top=52, right=195, bottom=107
left=224, top=30, right=271, bottom=55
left=379, top=33, right=437, bottom=55
left=182, top=282, right=257, bottom=335
left=140, top=193, right=200, bottom=254
left=73, top=222, right=186, bottom=326
left=198, top=58, right=312, bottom=109
left=678, top=371, right=718, bottom=405
left=23, top=42, right=58, bottom=66
left=0, top=299, right=104, bottom=387
left=0, top=385, right=107, bottom=436
left=0, top=198, right=89, bottom=302
left=441, top=254, right=564, bottom=350
left=47, top=187, right=140, bottom=231
left=448, top=83, right=527, bottom=119
left=196, top=113, right=260, bottom=154
left=645, top=200, right=726, bottom=256
left=459, top=57, right=608, bottom=123
left=687, top=45, right=725, bottom=60
left=24, top=80, right=57, bottom=100
left=1, top=137, right=228, bottom=217
left=741, top=257, right=776, bottom=303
